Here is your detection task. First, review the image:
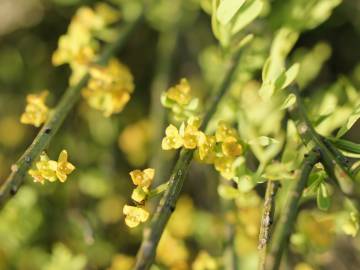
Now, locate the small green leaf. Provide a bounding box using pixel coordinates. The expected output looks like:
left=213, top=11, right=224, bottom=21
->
left=231, top=0, right=263, bottom=35
left=336, top=104, right=360, bottom=138
left=280, top=93, right=297, bottom=110
left=216, top=0, right=245, bottom=25
left=280, top=63, right=300, bottom=89
left=262, top=57, right=272, bottom=83
left=316, top=182, right=330, bottom=211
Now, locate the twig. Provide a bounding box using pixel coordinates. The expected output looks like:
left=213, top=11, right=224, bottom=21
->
left=149, top=31, right=179, bottom=187
left=0, top=13, right=143, bottom=209
left=266, top=149, right=320, bottom=270
left=258, top=180, right=280, bottom=270
left=288, top=84, right=354, bottom=195
left=133, top=49, right=243, bottom=270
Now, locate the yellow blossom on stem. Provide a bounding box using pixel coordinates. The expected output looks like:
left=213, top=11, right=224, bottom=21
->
left=129, top=168, right=155, bottom=189
left=82, top=58, right=134, bottom=116
left=131, top=186, right=148, bottom=204
left=20, top=91, right=49, bottom=127
left=214, top=156, right=236, bottom=180
left=215, top=121, right=238, bottom=142
left=196, top=133, right=216, bottom=163
left=166, top=78, right=192, bottom=106
left=123, top=205, right=149, bottom=228
left=56, top=150, right=76, bottom=182
left=162, top=124, right=183, bottom=150
left=221, top=136, right=243, bottom=157
left=28, top=150, right=75, bottom=184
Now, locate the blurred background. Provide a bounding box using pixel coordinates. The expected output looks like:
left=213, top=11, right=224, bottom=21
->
left=0, top=0, right=360, bottom=269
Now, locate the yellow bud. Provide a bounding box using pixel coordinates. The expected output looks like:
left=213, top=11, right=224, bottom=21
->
left=214, top=156, right=236, bottom=180
left=131, top=186, right=148, bottom=203
left=215, top=121, right=238, bottom=142
left=222, top=136, right=243, bottom=157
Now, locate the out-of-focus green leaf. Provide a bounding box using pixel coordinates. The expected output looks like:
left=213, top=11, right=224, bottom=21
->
left=216, top=0, right=245, bottom=25
left=218, top=184, right=240, bottom=199
left=336, top=104, right=360, bottom=138
left=280, top=93, right=296, bottom=110
left=231, top=0, right=263, bottom=35
left=248, top=136, right=279, bottom=146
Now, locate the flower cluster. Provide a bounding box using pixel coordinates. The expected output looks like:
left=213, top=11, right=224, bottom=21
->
left=82, top=58, right=134, bottom=116
left=161, top=78, right=200, bottom=121
left=123, top=168, right=155, bottom=228
left=52, top=4, right=120, bottom=85
left=20, top=91, right=50, bottom=127
left=28, top=150, right=75, bottom=184
left=162, top=117, right=243, bottom=180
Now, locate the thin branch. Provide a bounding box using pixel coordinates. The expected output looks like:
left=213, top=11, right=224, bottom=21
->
left=266, top=149, right=320, bottom=270
left=288, top=84, right=354, bottom=195
left=0, top=14, right=143, bottom=209
left=133, top=49, right=243, bottom=270
left=258, top=180, right=280, bottom=270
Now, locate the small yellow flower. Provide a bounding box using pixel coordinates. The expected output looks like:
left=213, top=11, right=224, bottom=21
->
left=82, top=58, right=134, bottom=116
left=129, top=168, right=155, bottom=188
left=162, top=124, right=183, bottom=150
left=192, top=251, right=217, bottom=270
left=183, top=124, right=201, bottom=149
left=166, top=78, right=192, bottom=106
left=28, top=152, right=58, bottom=183
left=28, top=150, right=75, bottom=184
left=214, top=156, right=236, bottom=180
left=20, top=91, right=49, bottom=127
left=221, top=136, right=243, bottom=157
left=131, top=186, right=148, bottom=203
left=197, top=133, right=216, bottom=163
left=215, top=121, right=238, bottom=142
left=123, top=205, right=149, bottom=228
left=56, top=150, right=76, bottom=182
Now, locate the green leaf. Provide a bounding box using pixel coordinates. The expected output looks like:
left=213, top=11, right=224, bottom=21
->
left=336, top=104, right=360, bottom=138
left=281, top=63, right=300, bottom=89
left=216, top=0, right=245, bottom=25
left=231, top=0, right=263, bottom=35
left=316, top=182, right=330, bottom=211
left=280, top=93, right=297, bottom=110
left=261, top=57, right=272, bottom=83
left=328, top=138, right=360, bottom=154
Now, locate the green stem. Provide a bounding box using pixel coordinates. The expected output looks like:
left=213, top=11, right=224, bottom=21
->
left=288, top=85, right=354, bottom=195
left=149, top=31, right=179, bottom=187
left=0, top=14, right=143, bottom=209
left=133, top=49, right=243, bottom=270
left=258, top=180, right=279, bottom=270
left=266, top=149, right=320, bottom=270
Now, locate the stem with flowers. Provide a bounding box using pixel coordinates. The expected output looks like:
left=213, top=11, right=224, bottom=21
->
left=0, top=13, right=143, bottom=209
left=133, top=48, right=244, bottom=270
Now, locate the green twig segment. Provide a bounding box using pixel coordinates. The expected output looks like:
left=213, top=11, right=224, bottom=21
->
left=0, top=14, right=143, bottom=209
left=288, top=85, right=354, bottom=195
left=133, top=49, right=243, bottom=270
left=266, top=149, right=320, bottom=270
left=258, top=180, right=280, bottom=270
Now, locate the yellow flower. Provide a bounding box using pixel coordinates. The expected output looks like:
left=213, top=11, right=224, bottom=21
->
left=28, top=152, right=58, bottom=183
left=82, top=58, right=134, bottom=116
left=162, top=124, right=183, bottom=150
left=215, top=121, right=238, bottom=142
left=166, top=78, right=192, bottom=106
left=56, top=150, right=76, bottom=182
left=131, top=186, right=148, bottom=203
left=108, top=254, right=134, bottom=270
left=129, top=168, right=155, bottom=189
left=221, top=136, right=243, bottom=157
left=20, top=91, right=49, bottom=127
left=123, top=205, right=149, bottom=228
left=196, top=133, right=216, bottom=163
left=181, top=117, right=202, bottom=149
left=214, top=156, right=236, bottom=180
left=28, top=150, right=75, bottom=184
